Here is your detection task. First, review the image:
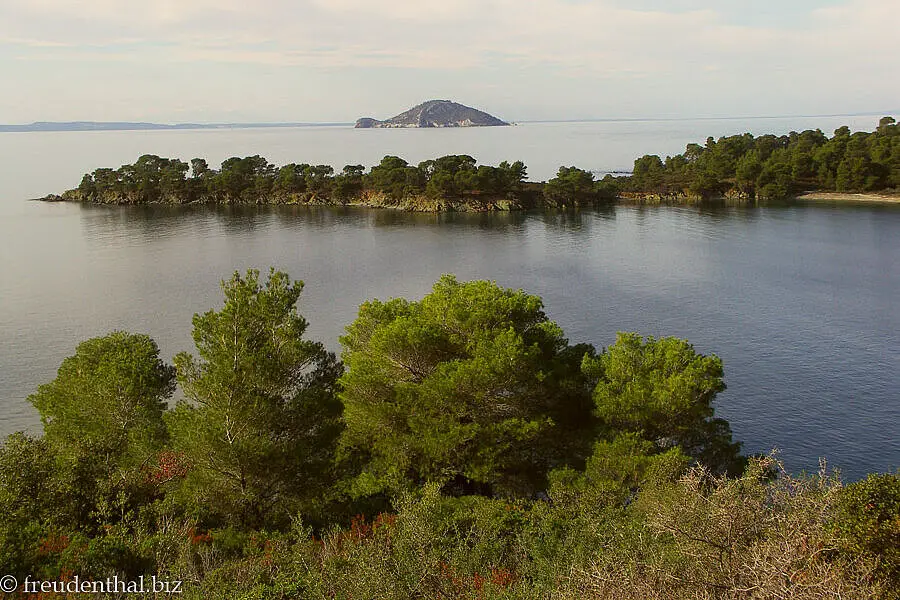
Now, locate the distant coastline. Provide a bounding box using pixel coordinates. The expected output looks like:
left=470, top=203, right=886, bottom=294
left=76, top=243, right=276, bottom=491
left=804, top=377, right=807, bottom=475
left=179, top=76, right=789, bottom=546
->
left=0, top=121, right=352, bottom=133
left=6, top=110, right=899, bottom=133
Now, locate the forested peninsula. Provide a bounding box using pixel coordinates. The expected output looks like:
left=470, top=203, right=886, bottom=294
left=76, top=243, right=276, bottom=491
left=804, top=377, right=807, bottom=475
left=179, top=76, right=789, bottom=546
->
left=2, top=269, right=898, bottom=598
left=42, top=117, right=899, bottom=210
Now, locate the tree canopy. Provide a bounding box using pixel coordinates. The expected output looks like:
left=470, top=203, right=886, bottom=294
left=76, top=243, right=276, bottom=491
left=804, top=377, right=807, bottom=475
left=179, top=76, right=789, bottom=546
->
left=28, top=331, right=175, bottom=466
left=621, top=117, right=899, bottom=200
left=74, top=154, right=532, bottom=206
left=337, top=275, right=595, bottom=499
left=583, top=333, right=744, bottom=475
left=544, top=167, right=618, bottom=206
left=2, top=271, right=897, bottom=598
left=167, top=269, right=342, bottom=528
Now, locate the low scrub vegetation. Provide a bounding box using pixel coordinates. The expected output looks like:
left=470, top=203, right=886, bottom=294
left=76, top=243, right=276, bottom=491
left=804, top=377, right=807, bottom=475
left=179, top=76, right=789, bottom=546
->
left=1, top=269, right=896, bottom=598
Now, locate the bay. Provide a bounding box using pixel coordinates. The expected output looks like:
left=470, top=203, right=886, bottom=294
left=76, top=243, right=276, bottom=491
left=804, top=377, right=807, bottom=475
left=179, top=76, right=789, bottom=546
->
left=1, top=116, right=898, bottom=480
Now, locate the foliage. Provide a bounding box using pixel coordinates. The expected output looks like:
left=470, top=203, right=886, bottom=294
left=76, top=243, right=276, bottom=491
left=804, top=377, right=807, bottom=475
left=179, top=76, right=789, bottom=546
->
left=619, top=117, right=900, bottom=200
left=74, top=154, right=532, bottom=207
left=2, top=271, right=896, bottom=598
left=575, top=456, right=887, bottom=599
left=368, top=156, right=425, bottom=199
left=548, top=433, right=690, bottom=510
left=77, top=459, right=887, bottom=600
left=337, top=275, right=595, bottom=499
left=168, top=269, right=343, bottom=529
left=28, top=331, right=175, bottom=467
left=544, top=166, right=601, bottom=206
left=583, top=332, right=745, bottom=475
left=832, top=472, right=900, bottom=593
left=0, top=433, right=63, bottom=576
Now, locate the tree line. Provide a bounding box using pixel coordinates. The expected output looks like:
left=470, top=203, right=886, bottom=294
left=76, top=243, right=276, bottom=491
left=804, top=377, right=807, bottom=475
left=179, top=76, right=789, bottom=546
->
left=622, top=116, right=900, bottom=200
left=1, top=270, right=897, bottom=598
left=74, top=154, right=538, bottom=207
left=65, top=117, right=899, bottom=210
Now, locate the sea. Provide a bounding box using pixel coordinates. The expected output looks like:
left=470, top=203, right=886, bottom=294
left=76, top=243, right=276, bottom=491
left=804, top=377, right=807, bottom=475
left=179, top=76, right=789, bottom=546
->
left=1, top=114, right=897, bottom=480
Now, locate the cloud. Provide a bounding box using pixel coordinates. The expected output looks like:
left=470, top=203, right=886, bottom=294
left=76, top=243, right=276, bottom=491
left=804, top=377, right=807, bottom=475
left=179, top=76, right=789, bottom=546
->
left=0, top=0, right=897, bottom=120
left=309, top=0, right=487, bottom=21
left=7, top=0, right=245, bottom=24
left=2, top=0, right=895, bottom=72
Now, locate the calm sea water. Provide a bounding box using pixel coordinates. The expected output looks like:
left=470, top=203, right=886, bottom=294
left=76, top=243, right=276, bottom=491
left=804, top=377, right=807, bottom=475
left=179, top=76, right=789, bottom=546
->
left=1, top=117, right=898, bottom=480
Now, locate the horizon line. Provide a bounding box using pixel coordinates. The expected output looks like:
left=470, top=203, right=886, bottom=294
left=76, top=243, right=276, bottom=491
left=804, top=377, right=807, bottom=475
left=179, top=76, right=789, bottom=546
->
left=1, top=110, right=896, bottom=132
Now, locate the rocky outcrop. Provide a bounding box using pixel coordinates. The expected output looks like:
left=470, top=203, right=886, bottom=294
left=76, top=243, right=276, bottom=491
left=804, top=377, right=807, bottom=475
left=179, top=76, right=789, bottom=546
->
left=619, top=189, right=758, bottom=205
left=355, top=100, right=509, bottom=128
left=353, top=118, right=381, bottom=129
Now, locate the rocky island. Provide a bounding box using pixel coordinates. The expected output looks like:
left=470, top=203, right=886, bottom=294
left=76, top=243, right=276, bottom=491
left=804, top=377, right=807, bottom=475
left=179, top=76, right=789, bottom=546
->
left=355, top=100, right=509, bottom=128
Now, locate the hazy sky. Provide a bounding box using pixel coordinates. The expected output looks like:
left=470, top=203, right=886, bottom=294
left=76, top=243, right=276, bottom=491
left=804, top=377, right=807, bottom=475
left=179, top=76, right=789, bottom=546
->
left=1, top=0, right=897, bottom=123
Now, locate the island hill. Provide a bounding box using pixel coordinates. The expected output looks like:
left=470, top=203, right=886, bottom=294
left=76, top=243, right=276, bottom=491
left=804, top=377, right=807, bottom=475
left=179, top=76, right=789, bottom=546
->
left=41, top=117, right=899, bottom=211
left=355, top=100, right=509, bottom=128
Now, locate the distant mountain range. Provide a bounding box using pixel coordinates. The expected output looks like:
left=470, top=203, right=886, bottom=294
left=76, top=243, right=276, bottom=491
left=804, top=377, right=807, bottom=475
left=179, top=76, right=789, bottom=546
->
left=0, top=121, right=350, bottom=133
left=355, top=100, right=509, bottom=128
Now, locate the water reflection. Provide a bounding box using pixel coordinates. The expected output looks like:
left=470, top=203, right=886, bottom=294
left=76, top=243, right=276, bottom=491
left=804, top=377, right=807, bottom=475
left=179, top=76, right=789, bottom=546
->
left=694, top=205, right=760, bottom=224
left=535, top=205, right=616, bottom=232
left=79, top=203, right=538, bottom=236
left=0, top=201, right=893, bottom=481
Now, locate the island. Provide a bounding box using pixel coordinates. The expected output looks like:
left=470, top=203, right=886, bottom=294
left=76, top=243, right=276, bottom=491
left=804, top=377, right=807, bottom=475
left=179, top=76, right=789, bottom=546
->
left=354, top=100, right=510, bottom=128
left=38, top=117, right=899, bottom=210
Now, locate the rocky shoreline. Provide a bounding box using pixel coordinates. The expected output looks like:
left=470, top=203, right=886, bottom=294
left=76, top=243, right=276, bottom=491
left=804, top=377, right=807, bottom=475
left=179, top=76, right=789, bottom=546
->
left=39, top=188, right=900, bottom=212
left=37, top=188, right=536, bottom=212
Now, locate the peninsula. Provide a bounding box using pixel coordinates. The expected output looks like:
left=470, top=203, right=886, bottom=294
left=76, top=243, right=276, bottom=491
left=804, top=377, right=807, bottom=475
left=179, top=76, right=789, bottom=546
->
left=355, top=100, right=509, bottom=128
left=38, top=117, right=899, bottom=210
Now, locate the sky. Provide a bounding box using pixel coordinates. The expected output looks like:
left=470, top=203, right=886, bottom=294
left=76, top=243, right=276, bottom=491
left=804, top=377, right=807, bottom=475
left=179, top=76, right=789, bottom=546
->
left=1, top=0, right=898, bottom=123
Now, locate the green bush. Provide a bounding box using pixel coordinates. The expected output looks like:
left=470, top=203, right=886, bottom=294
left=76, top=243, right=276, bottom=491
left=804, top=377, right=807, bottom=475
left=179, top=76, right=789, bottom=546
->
left=833, top=472, right=900, bottom=595
left=2, top=272, right=896, bottom=599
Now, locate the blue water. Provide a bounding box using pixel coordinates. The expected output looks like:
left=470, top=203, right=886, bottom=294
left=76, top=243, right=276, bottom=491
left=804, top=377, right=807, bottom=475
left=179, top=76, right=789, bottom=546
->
left=1, top=118, right=897, bottom=480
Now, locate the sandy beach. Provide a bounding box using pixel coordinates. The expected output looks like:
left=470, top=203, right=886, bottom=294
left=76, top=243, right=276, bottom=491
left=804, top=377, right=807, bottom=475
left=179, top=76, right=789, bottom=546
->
left=796, top=191, right=900, bottom=204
